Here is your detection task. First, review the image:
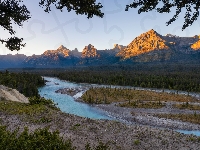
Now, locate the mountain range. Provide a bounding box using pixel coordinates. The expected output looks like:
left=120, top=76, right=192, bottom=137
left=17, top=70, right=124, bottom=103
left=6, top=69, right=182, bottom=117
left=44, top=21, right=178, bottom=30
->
left=1, top=29, right=200, bottom=68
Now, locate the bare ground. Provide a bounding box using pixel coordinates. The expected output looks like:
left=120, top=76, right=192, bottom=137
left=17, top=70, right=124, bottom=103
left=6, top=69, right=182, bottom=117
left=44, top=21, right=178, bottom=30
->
left=93, top=102, right=200, bottom=130
left=4, top=87, right=197, bottom=149
left=1, top=108, right=200, bottom=150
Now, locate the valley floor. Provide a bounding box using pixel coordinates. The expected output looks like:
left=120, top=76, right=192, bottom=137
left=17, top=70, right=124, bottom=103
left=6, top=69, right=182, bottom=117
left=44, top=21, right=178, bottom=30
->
left=1, top=105, right=200, bottom=150
left=1, top=84, right=200, bottom=149
left=59, top=86, right=200, bottom=131
left=21, top=86, right=199, bottom=149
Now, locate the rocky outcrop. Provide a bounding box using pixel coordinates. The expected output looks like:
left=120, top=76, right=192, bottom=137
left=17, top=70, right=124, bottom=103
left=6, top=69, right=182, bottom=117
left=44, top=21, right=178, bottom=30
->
left=116, top=29, right=200, bottom=60
left=23, top=45, right=81, bottom=67
left=117, top=29, right=169, bottom=59
left=70, top=48, right=81, bottom=57
left=191, top=41, right=200, bottom=50
left=163, top=34, right=198, bottom=47
left=112, top=44, right=126, bottom=52
left=81, top=44, right=99, bottom=58
left=79, top=44, right=122, bottom=65
left=0, top=85, right=29, bottom=103
left=43, top=45, right=70, bottom=58
left=162, top=34, right=199, bottom=53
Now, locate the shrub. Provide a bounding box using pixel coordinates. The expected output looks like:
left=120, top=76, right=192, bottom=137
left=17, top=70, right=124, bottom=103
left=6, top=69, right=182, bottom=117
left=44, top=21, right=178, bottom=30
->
left=0, top=126, right=75, bottom=150
left=28, top=96, right=58, bottom=110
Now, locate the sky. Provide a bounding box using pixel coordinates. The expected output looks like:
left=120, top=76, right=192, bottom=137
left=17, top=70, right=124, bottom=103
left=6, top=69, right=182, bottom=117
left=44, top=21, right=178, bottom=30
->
left=1, top=0, right=200, bottom=56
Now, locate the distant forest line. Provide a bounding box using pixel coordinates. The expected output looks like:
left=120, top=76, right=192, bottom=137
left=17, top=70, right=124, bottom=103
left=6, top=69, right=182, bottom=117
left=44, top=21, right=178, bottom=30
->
left=8, top=63, right=200, bottom=93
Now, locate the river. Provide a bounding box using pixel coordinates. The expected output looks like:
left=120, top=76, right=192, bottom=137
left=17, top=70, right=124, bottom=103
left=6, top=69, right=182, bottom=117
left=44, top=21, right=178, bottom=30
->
left=38, top=77, right=111, bottom=120
left=38, top=76, right=200, bottom=136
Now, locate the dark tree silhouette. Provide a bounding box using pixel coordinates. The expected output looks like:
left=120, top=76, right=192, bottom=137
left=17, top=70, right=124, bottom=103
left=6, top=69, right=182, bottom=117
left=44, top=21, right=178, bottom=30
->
left=0, top=0, right=30, bottom=51
left=126, top=0, right=200, bottom=30
left=1, top=0, right=199, bottom=51
left=0, top=0, right=103, bottom=51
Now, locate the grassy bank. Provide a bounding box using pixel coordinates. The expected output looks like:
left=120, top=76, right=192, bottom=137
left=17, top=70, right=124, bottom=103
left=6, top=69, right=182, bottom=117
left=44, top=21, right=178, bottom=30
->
left=0, top=97, right=58, bottom=124
left=173, top=102, right=200, bottom=111
left=81, top=87, right=197, bottom=106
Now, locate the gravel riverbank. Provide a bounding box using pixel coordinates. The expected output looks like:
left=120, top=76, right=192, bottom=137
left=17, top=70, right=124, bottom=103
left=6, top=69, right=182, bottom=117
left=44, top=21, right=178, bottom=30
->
left=93, top=103, right=200, bottom=130
left=56, top=87, right=200, bottom=131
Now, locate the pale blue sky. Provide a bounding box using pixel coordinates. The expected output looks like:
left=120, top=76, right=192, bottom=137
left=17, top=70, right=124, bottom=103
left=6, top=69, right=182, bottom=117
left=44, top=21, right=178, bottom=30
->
left=1, top=0, right=200, bottom=56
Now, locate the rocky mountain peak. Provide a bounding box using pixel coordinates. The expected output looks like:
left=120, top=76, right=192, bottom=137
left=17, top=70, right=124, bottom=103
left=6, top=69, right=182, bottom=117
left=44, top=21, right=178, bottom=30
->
left=112, top=44, right=126, bottom=52
left=113, top=44, right=118, bottom=48
left=57, top=45, right=66, bottom=50
left=87, top=44, right=92, bottom=49
left=82, top=44, right=98, bottom=58
left=148, top=29, right=156, bottom=33
left=73, top=48, right=79, bottom=52
left=43, top=45, right=70, bottom=57
left=70, top=48, right=81, bottom=57
left=21, top=29, right=200, bottom=67
left=113, top=44, right=126, bottom=49
left=117, top=29, right=169, bottom=59
left=146, top=29, right=160, bottom=35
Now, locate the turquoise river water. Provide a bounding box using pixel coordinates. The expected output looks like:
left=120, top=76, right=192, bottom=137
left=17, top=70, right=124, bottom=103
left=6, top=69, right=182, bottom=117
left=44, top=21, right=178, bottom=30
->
left=38, top=77, right=111, bottom=120
left=38, top=77, right=200, bottom=136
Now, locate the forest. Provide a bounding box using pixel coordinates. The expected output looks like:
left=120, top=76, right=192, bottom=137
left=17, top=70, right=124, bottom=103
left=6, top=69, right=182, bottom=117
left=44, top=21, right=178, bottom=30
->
left=0, top=70, right=45, bottom=97
left=56, top=70, right=200, bottom=92
left=16, top=63, right=200, bottom=93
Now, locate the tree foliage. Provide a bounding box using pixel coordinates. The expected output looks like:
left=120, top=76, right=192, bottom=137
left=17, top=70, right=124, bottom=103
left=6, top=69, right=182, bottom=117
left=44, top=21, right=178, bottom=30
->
left=0, top=0, right=103, bottom=51
left=55, top=67, right=200, bottom=93
left=0, top=126, right=76, bottom=150
left=0, top=0, right=30, bottom=51
left=39, top=0, right=104, bottom=18
left=0, top=70, right=45, bottom=97
left=0, top=125, right=110, bottom=150
left=1, top=0, right=200, bottom=51
left=28, top=64, right=200, bottom=92
left=126, top=0, right=200, bottom=30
